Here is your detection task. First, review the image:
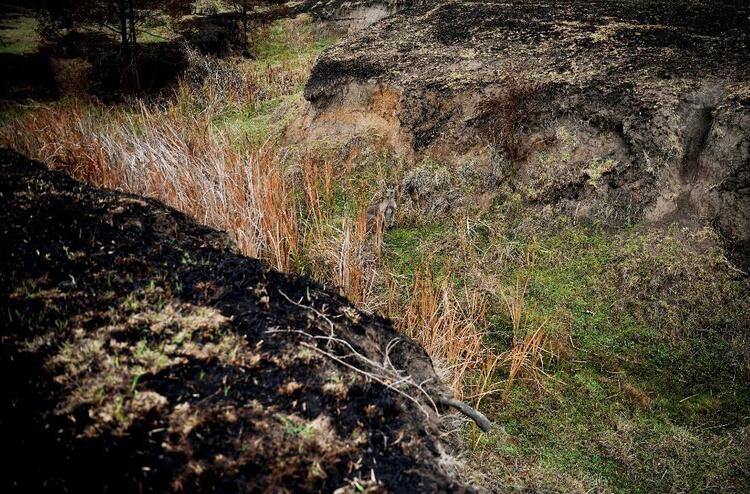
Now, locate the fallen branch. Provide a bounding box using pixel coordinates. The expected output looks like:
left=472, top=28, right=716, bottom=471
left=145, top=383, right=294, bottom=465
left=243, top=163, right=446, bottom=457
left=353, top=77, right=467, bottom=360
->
left=299, top=341, right=434, bottom=418
left=437, top=395, right=492, bottom=433
left=271, top=290, right=495, bottom=431
left=270, top=290, right=440, bottom=416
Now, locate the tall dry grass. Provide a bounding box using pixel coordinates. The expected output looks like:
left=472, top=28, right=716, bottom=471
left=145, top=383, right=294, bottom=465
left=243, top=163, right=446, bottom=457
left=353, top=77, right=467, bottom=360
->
left=499, top=274, right=556, bottom=395
left=332, top=209, right=378, bottom=309
left=299, top=194, right=383, bottom=313
left=0, top=102, right=299, bottom=272
left=396, top=261, right=500, bottom=400
left=0, top=97, right=501, bottom=409
left=0, top=18, right=504, bottom=416
left=300, top=153, right=335, bottom=226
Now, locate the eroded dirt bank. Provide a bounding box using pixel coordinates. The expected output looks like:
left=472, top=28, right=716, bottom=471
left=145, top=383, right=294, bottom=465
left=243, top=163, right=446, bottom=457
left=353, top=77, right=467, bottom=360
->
left=298, top=0, right=750, bottom=267
left=0, top=150, right=470, bottom=493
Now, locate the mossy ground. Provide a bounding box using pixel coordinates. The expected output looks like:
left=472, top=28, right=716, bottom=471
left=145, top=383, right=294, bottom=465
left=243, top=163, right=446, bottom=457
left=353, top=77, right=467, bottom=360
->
left=327, top=148, right=748, bottom=491
left=358, top=181, right=749, bottom=491
left=213, top=16, right=337, bottom=147
left=253, top=17, right=335, bottom=64
left=455, top=218, right=749, bottom=492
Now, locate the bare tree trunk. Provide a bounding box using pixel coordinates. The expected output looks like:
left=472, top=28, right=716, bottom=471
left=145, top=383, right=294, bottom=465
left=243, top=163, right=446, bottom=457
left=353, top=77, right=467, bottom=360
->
left=242, top=1, right=249, bottom=50
left=127, top=0, right=141, bottom=91
left=118, top=0, right=130, bottom=90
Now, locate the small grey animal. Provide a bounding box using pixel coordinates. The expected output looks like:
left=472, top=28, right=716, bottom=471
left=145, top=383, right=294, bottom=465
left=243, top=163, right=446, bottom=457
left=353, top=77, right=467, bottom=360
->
left=367, top=187, right=397, bottom=229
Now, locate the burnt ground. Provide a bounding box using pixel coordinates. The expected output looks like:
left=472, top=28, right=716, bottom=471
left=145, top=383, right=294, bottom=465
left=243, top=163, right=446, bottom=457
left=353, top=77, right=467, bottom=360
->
left=0, top=150, right=470, bottom=493
left=300, top=0, right=750, bottom=268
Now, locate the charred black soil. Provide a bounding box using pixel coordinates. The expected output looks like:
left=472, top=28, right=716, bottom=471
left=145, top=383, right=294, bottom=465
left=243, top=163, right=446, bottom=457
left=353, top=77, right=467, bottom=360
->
left=0, top=150, right=468, bottom=493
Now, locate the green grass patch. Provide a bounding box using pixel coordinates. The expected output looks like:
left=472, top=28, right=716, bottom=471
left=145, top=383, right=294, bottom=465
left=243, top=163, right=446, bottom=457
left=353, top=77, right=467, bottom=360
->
left=383, top=224, right=453, bottom=280
left=0, top=15, right=40, bottom=54
left=218, top=96, right=285, bottom=146
left=253, top=18, right=336, bottom=64
left=476, top=224, right=750, bottom=491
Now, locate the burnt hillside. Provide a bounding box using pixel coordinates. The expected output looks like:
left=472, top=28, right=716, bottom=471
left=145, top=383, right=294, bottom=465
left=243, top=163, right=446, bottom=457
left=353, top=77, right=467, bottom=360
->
left=0, top=150, right=469, bottom=493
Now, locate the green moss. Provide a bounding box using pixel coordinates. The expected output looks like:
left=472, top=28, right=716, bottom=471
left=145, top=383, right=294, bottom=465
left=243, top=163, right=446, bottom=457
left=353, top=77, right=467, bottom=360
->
left=219, top=96, right=285, bottom=146
left=583, top=157, right=617, bottom=186
left=253, top=17, right=336, bottom=64
left=539, top=447, right=626, bottom=489
left=383, top=224, right=452, bottom=279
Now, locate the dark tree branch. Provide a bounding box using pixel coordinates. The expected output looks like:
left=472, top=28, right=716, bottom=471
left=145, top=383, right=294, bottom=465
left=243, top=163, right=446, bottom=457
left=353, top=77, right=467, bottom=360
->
left=437, top=395, right=493, bottom=432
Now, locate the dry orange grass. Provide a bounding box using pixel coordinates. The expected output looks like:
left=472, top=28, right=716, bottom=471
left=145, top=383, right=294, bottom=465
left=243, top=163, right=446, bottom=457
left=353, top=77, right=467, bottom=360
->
left=0, top=102, right=299, bottom=272
left=332, top=206, right=378, bottom=309
left=300, top=153, right=335, bottom=227
left=397, top=261, right=499, bottom=400
left=0, top=19, right=505, bottom=412
left=499, top=274, right=556, bottom=394
left=0, top=99, right=507, bottom=421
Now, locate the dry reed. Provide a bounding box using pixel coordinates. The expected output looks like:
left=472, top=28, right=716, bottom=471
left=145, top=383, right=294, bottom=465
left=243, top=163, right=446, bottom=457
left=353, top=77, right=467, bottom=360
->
left=0, top=102, right=299, bottom=272
left=398, top=261, right=499, bottom=400
left=499, top=274, right=555, bottom=394
left=0, top=20, right=508, bottom=417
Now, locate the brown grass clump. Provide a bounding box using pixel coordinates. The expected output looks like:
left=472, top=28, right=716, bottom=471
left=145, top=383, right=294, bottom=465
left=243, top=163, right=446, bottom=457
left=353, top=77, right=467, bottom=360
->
left=0, top=15, right=510, bottom=424
left=300, top=152, right=335, bottom=227
left=397, top=261, right=499, bottom=401
left=331, top=207, right=379, bottom=309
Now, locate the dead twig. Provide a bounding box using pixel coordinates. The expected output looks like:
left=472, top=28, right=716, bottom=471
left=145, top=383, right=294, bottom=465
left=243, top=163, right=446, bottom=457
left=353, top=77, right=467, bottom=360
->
left=270, top=290, right=440, bottom=417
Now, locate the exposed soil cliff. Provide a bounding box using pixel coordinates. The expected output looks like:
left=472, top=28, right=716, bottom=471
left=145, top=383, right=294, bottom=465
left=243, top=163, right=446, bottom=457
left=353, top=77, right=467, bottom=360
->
left=0, top=150, right=470, bottom=493
left=298, top=0, right=750, bottom=267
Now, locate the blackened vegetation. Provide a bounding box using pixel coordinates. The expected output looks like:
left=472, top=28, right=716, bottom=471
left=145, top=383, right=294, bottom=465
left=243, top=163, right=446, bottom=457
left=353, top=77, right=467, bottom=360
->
left=305, top=58, right=385, bottom=108
left=0, top=150, right=469, bottom=493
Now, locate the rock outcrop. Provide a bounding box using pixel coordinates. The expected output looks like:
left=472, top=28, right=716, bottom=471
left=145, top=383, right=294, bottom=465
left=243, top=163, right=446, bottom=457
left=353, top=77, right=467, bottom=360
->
left=0, top=150, right=470, bottom=493
left=299, top=0, right=750, bottom=266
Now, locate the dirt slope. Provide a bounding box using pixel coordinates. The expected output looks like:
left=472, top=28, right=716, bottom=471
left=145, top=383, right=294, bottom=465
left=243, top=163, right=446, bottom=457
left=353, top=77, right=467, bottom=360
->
left=0, top=150, right=470, bottom=493
left=297, top=0, right=750, bottom=267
